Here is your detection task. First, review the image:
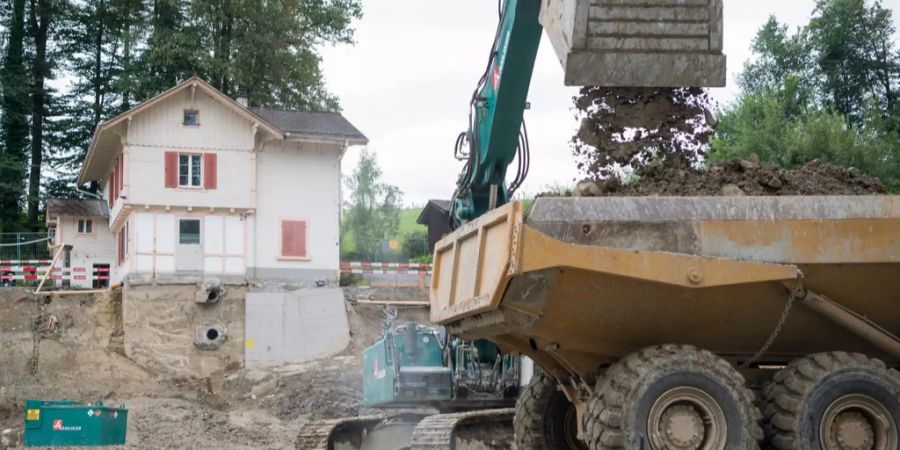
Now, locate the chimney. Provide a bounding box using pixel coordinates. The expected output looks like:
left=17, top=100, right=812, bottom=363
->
left=236, top=96, right=248, bottom=107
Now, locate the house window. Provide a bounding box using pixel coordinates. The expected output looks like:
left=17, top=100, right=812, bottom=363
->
left=183, top=109, right=199, bottom=126
left=280, top=220, right=308, bottom=259
left=124, top=221, right=130, bottom=256
left=179, top=154, right=202, bottom=187
left=77, top=219, right=93, bottom=234
left=179, top=219, right=201, bottom=245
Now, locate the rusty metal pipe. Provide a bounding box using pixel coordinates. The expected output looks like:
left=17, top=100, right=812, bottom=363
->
left=801, top=291, right=900, bottom=361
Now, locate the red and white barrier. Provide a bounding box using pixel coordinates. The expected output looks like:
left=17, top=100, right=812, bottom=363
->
left=0, top=259, right=51, bottom=265
left=0, top=264, right=110, bottom=282
left=340, top=261, right=432, bottom=275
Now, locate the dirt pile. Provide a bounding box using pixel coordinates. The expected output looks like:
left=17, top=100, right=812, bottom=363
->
left=0, top=287, right=432, bottom=449
left=571, top=157, right=887, bottom=197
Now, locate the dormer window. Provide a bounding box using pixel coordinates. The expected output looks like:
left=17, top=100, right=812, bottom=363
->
left=183, top=109, right=200, bottom=126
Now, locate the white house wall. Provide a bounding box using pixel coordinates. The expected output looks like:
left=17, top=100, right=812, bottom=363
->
left=130, top=211, right=246, bottom=279
left=125, top=89, right=256, bottom=210
left=55, top=216, right=116, bottom=289
left=250, top=141, right=342, bottom=281
left=127, top=89, right=255, bottom=151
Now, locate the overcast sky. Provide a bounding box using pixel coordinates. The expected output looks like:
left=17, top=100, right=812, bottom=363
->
left=322, top=1, right=899, bottom=206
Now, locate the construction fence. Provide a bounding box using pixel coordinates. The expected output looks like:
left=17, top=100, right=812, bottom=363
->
left=340, top=261, right=432, bottom=289
left=0, top=232, right=53, bottom=261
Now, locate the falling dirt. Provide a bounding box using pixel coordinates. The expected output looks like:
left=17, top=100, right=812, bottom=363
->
left=572, top=87, right=714, bottom=179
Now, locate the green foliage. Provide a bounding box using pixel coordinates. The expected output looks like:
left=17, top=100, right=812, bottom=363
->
left=713, top=0, right=900, bottom=192
left=807, top=0, right=897, bottom=125
left=0, top=0, right=30, bottom=231
left=712, top=92, right=900, bottom=190
left=341, top=150, right=404, bottom=261
left=400, top=228, right=429, bottom=261
left=0, top=0, right=362, bottom=226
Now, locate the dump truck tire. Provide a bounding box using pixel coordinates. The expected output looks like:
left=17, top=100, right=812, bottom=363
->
left=584, top=344, right=762, bottom=449
left=514, top=371, right=585, bottom=450
left=763, top=352, right=900, bottom=450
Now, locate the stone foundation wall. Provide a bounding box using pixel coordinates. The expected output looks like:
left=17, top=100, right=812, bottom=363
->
left=122, top=283, right=246, bottom=377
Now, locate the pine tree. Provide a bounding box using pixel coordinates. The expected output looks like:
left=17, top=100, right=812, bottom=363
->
left=25, top=0, right=60, bottom=229
left=52, top=0, right=123, bottom=195
left=0, top=0, right=30, bottom=231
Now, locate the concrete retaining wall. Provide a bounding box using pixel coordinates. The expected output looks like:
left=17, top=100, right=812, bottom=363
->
left=245, top=288, right=349, bottom=367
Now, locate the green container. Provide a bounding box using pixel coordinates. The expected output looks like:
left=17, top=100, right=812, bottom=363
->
left=23, top=399, right=127, bottom=447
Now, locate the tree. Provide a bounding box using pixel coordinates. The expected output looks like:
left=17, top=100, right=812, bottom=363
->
left=807, top=0, right=898, bottom=126
left=133, top=0, right=201, bottom=101
left=712, top=0, right=900, bottom=192
left=25, top=0, right=61, bottom=229
left=341, top=150, right=403, bottom=261
left=0, top=0, right=29, bottom=231
left=738, top=16, right=817, bottom=113
left=49, top=0, right=123, bottom=197
left=190, top=0, right=361, bottom=111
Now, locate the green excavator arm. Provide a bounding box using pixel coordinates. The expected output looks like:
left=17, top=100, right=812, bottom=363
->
left=451, top=0, right=727, bottom=226
left=452, top=0, right=543, bottom=225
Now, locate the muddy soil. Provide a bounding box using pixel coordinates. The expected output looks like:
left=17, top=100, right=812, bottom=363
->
left=0, top=288, right=431, bottom=449
left=570, top=157, right=886, bottom=197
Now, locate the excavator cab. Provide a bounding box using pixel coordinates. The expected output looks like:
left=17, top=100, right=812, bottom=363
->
left=541, top=0, right=726, bottom=87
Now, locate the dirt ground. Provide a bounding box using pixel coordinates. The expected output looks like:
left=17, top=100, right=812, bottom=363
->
left=0, top=288, right=429, bottom=449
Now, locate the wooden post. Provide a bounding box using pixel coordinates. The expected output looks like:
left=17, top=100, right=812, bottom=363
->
left=34, top=243, right=64, bottom=294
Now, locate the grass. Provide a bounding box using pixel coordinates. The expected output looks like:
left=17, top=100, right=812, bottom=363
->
left=398, top=208, right=423, bottom=236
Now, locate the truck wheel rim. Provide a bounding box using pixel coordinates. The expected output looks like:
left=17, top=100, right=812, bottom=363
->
left=647, top=387, right=727, bottom=450
left=820, top=394, right=897, bottom=450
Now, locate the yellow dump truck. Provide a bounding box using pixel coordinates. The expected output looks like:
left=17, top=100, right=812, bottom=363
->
left=430, top=196, right=900, bottom=449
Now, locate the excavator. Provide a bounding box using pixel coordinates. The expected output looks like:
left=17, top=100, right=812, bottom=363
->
left=299, top=0, right=729, bottom=448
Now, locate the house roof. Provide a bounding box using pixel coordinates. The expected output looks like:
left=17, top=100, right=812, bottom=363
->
left=251, top=108, right=368, bottom=145
left=416, top=200, right=452, bottom=224
left=78, top=77, right=284, bottom=185
left=46, top=198, right=109, bottom=219
left=77, top=76, right=368, bottom=186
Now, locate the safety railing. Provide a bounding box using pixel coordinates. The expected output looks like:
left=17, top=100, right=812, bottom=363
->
left=340, top=261, right=432, bottom=274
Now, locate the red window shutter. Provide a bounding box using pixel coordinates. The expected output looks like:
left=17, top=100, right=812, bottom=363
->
left=203, top=153, right=217, bottom=189
left=118, top=156, right=124, bottom=191
left=164, top=152, right=178, bottom=188
left=109, top=170, right=115, bottom=208
left=281, top=220, right=307, bottom=258
left=112, top=159, right=119, bottom=204
left=117, top=231, right=124, bottom=264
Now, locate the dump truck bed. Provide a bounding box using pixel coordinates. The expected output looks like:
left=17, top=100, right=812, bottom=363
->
left=430, top=196, right=900, bottom=379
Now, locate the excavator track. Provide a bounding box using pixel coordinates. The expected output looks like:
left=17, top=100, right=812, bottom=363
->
left=295, top=415, right=384, bottom=450
left=410, top=408, right=515, bottom=450
left=296, top=409, right=514, bottom=450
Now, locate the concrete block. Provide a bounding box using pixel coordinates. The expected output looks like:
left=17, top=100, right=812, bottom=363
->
left=588, top=21, right=710, bottom=37
left=591, top=0, right=708, bottom=5
left=564, top=52, right=726, bottom=87
left=587, top=37, right=709, bottom=51
left=244, top=288, right=349, bottom=367
left=589, top=5, right=710, bottom=22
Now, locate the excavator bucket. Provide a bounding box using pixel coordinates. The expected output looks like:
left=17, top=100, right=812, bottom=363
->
left=541, top=0, right=726, bottom=87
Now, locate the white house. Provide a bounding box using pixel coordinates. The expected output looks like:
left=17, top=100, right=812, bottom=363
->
left=73, top=77, right=367, bottom=285
left=46, top=198, right=115, bottom=289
